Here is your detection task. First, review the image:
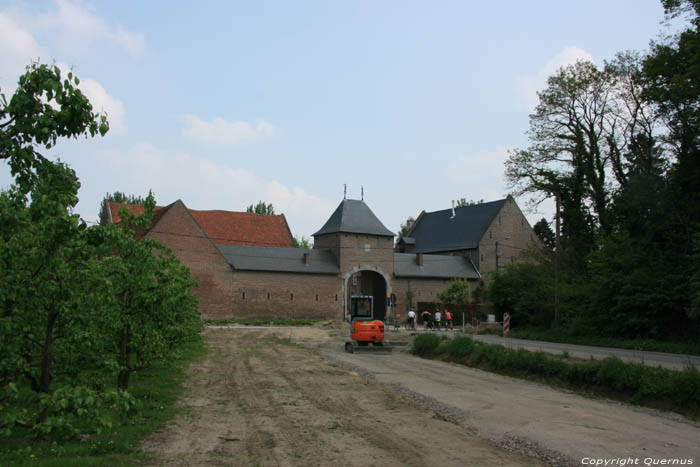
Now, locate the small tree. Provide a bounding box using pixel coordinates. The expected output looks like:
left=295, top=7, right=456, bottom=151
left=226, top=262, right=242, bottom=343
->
left=98, top=191, right=147, bottom=225
left=455, top=198, right=484, bottom=207
left=293, top=235, right=312, bottom=249
left=396, top=216, right=415, bottom=244
left=437, top=279, right=472, bottom=306
left=246, top=201, right=275, bottom=215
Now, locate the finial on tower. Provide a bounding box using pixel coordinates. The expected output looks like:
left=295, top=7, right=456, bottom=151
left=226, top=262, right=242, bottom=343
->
left=344, top=184, right=347, bottom=200
left=361, top=185, right=364, bottom=201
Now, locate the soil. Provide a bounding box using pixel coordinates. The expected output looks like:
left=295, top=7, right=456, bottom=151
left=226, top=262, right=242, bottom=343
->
left=141, top=326, right=545, bottom=466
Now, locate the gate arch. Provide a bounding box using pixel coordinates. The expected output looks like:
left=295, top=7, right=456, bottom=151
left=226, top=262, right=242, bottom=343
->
left=342, top=265, right=391, bottom=322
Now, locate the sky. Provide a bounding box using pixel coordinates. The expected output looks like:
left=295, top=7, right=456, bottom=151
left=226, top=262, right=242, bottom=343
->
left=0, top=0, right=676, bottom=239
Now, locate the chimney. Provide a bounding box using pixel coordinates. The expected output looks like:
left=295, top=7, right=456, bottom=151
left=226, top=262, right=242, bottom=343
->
left=303, top=252, right=310, bottom=265
left=416, top=253, right=424, bottom=266
left=406, top=219, right=414, bottom=230
left=451, top=200, right=456, bottom=218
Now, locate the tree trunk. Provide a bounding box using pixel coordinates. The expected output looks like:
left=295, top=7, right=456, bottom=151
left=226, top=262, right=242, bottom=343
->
left=38, top=300, right=58, bottom=424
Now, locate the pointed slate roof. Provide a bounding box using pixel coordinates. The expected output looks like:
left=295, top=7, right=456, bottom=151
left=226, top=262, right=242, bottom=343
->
left=313, top=199, right=394, bottom=237
left=409, top=198, right=507, bottom=252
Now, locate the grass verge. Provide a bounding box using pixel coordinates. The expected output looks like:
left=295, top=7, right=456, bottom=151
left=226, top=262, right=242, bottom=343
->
left=510, top=328, right=700, bottom=356
left=412, top=334, right=700, bottom=420
left=204, top=318, right=319, bottom=327
left=0, top=338, right=206, bottom=466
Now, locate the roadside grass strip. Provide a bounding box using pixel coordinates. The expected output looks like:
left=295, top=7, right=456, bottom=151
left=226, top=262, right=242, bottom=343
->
left=511, top=328, right=700, bottom=357
left=412, top=334, right=700, bottom=420
left=0, top=338, right=206, bottom=466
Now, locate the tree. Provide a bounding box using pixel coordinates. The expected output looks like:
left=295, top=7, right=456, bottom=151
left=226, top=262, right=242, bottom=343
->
left=0, top=63, right=108, bottom=195
left=246, top=201, right=275, bottom=215
left=455, top=198, right=484, bottom=207
left=0, top=64, right=116, bottom=436
left=437, top=279, right=471, bottom=306
left=98, top=191, right=147, bottom=225
left=533, top=218, right=555, bottom=250
left=396, top=216, right=415, bottom=244
left=293, top=235, right=312, bottom=249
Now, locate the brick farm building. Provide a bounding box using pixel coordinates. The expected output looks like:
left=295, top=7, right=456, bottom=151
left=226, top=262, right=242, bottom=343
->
left=104, top=196, right=536, bottom=322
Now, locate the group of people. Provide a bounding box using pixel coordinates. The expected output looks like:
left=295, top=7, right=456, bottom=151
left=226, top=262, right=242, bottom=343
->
left=406, top=308, right=453, bottom=331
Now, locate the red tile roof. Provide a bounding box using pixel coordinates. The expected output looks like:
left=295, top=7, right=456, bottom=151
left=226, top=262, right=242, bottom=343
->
left=190, top=210, right=293, bottom=247
left=106, top=201, right=293, bottom=248
left=107, top=202, right=163, bottom=224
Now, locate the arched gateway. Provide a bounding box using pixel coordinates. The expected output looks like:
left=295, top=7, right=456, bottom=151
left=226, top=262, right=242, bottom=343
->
left=313, top=198, right=396, bottom=323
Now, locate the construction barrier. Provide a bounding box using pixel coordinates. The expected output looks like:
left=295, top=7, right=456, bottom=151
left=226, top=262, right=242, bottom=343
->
left=503, top=312, right=510, bottom=335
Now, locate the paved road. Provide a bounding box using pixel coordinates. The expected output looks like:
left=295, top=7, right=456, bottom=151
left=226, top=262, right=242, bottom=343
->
left=385, top=328, right=700, bottom=370
left=320, top=343, right=700, bottom=466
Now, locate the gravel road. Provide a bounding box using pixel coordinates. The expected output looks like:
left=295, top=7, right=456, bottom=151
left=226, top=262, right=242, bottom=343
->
left=319, top=340, right=700, bottom=467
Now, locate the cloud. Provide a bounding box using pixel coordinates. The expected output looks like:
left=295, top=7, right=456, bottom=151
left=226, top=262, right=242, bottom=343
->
left=446, top=146, right=512, bottom=201
left=37, top=0, right=145, bottom=56
left=78, top=76, right=126, bottom=134
left=182, top=115, right=276, bottom=145
left=92, top=143, right=333, bottom=237
left=515, top=46, right=595, bottom=108
left=0, top=13, right=46, bottom=91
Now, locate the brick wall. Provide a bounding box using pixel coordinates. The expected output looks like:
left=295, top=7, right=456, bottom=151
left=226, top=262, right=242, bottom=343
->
left=477, top=196, right=538, bottom=276
left=145, top=200, right=232, bottom=318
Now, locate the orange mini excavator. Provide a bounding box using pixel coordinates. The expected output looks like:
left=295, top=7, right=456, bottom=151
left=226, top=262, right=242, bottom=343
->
left=344, top=295, right=392, bottom=354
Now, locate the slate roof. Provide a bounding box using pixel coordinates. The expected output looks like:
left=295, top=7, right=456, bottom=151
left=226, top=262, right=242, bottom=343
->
left=394, top=253, right=481, bottom=279
left=190, top=210, right=293, bottom=247
left=409, top=199, right=507, bottom=253
left=216, top=245, right=340, bottom=275
left=313, top=199, right=394, bottom=237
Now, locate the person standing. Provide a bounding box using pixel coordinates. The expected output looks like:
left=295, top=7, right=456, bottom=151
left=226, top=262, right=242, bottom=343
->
left=407, top=309, right=416, bottom=331
left=435, top=309, right=442, bottom=330
left=445, top=310, right=453, bottom=330
left=421, top=310, right=431, bottom=330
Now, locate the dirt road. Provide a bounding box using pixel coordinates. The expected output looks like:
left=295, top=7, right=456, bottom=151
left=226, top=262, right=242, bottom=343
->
left=141, top=326, right=544, bottom=466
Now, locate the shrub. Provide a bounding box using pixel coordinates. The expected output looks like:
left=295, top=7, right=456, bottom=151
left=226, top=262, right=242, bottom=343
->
left=442, top=336, right=475, bottom=359
left=412, top=334, right=441, bottom=356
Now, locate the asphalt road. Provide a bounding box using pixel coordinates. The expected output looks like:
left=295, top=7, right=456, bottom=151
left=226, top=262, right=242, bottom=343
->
left=385, top=328, right=700, bottom=370
left=320, top=343, right=700, bottom=466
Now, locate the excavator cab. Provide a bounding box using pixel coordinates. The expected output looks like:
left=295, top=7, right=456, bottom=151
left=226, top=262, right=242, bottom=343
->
left=345, top=295, right=392, bottom=354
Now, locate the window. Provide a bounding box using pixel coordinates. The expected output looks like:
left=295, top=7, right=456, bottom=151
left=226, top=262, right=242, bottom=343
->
left=335, top=294, right=338, bottom=301
left=267, top=293, right=270, bottom=300
left=364, top=244, right=371, bottom=252
left=242, top=292, right=245, bottom=300
left=290, top=293, right=294, bottom=301
left=315, top=294, right=319, bottom=301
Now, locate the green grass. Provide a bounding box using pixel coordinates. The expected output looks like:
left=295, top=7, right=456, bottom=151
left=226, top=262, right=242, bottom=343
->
left=204, top=318, right=319, bottom=327
left=510, top=328, right=700, bottom=356
left=412, top=334, right=700, bottom=420
left=0, top=338, right=207, bottom=466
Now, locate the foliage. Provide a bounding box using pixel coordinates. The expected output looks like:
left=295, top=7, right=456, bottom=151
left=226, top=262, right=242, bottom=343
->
left=0, top=63, right=108, bottom=194
left=98, top=192, right=147, bottom=225
left=501, top=1, right=700, bottom=340
left=293, top=235, right=312, bottom=249
left=246, top=201, right=275, bottom=215
left=489, top=261, right=553, bottom=328
left=532, top=218, right=555, bottom=250
left=0, top=63, right=202, bottom=443
left=455, top=198, right=483, bottom=207
left=411, top=334, right=442, bottom=356
left=395, top=216, right=415, bottom=244
left=418, top=336, right=700, bottom=419
left=437, top=278, right=471, bottom=305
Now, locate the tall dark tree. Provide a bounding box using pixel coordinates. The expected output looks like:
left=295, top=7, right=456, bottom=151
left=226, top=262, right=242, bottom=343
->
left=246, top=201, right=275, bottom=215
left=533, top=218, right=555, bottom=250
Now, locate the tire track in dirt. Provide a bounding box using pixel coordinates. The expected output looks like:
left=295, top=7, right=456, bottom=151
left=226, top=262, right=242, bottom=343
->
left=142, top=328, right=546, bottom=467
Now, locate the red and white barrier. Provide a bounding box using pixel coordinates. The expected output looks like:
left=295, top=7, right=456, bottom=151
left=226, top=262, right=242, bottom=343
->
left=503, top=313, right=510, bottom=335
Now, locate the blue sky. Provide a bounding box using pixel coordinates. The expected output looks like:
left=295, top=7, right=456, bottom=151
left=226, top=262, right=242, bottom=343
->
left=0, top=0, right=673, bottom=239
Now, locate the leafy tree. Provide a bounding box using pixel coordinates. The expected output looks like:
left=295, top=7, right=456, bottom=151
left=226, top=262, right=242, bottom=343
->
left=437, top=279, right=471, bottom=306
left=0, top=63, right=108, bottom=195
left=246, top=201, right=275, bottom=215
left=455, top=198, right=484, bottom=207
left=533, top=218, right=555, bottom=250
left=293, top=235, right=312, bottom=249
left=98, top=191, right=147, bottom=225
left=489, top=262, right=555, bottom=329
left=396, top=216, right=415, bottom=244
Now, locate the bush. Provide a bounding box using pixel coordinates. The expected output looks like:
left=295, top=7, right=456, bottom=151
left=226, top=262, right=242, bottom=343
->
left=442, top=336, right=474, bottom=359
left=412, top=334, right=441, bottom=356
